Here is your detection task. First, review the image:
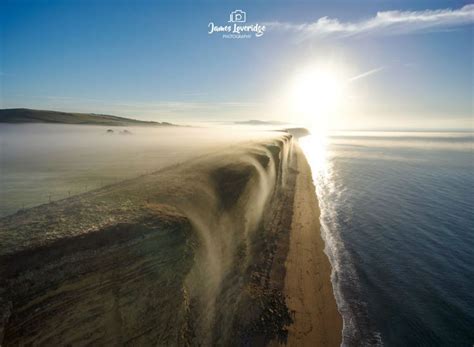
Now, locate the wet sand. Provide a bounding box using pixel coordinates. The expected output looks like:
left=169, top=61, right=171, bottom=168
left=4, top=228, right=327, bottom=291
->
left=282, top=145, right=342, bottom=346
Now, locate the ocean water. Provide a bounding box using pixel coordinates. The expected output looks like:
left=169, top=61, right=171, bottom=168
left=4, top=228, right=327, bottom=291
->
left=300, top=131, right=474, bottom=346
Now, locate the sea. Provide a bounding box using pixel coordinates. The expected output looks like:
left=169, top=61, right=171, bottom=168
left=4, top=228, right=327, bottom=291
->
left=300, top=131, right=474, bottom=346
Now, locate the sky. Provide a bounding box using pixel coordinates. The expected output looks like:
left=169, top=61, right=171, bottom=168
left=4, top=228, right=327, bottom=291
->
left=1, top=0, right=473, bottom=130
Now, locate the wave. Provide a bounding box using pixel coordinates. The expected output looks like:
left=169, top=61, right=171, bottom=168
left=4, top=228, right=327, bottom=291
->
left=302, top=131, right=474, bottom=345
left=300, top=135, right=383, bottom=346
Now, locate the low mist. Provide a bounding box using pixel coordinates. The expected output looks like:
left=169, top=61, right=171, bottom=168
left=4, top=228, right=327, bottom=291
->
left=0, top=124, right=282, bottom=217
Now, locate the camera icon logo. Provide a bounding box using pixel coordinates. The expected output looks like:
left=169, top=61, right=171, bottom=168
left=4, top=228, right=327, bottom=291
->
left=229, top=10, right=246, bottom=23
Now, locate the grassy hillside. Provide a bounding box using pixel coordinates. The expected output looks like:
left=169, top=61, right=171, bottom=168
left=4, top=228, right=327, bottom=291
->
left=0, top=108, right=174, bottom=126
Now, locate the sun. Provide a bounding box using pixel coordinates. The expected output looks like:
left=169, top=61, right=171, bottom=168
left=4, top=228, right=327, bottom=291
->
left=290, top=65, right=345, bottom=130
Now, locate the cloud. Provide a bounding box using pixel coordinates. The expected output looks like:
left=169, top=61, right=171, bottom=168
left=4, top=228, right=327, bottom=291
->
left=268, top=4, right=474, bottom=40
left=348, top=67, right=385, bottom=82
left=9, top=95, right=263, bottom=121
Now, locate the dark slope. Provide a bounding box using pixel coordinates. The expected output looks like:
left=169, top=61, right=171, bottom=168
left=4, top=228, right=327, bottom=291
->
left=0, top=108, right=174, bottom=126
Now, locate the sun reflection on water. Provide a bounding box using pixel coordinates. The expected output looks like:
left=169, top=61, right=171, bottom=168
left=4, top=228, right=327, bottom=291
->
left=298, top=130, right=330, bottom=182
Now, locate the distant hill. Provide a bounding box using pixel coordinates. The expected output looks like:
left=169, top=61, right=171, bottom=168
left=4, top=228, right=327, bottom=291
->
left=0, top=109, right=174, bottom=126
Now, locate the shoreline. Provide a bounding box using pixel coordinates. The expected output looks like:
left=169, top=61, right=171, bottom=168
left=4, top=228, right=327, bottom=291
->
left=280, top=144, right=342, bottom=346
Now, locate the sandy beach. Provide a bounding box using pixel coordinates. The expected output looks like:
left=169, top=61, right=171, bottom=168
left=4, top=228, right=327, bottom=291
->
left=281, top=145, right=342, bottom=346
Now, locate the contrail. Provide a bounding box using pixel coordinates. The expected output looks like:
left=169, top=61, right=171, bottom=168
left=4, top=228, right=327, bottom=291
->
left=348, top=66, right=385, bottom=82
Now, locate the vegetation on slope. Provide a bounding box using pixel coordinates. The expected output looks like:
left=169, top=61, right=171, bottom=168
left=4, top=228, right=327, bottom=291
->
left=0, top=108, right=174, bottom=126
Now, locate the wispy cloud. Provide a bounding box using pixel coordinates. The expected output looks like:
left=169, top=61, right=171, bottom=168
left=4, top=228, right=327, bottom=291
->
left=35, top=95, right=260, bottom=110
left=268, top=4, right=474, bottom=40
left=8, top=95, right=263, bottom=121
left=348, top=66, right=385, bottom=82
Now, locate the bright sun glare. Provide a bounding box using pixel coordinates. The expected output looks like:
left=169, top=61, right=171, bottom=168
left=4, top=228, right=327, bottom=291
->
left=291, top=66, right=345, bottom=131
